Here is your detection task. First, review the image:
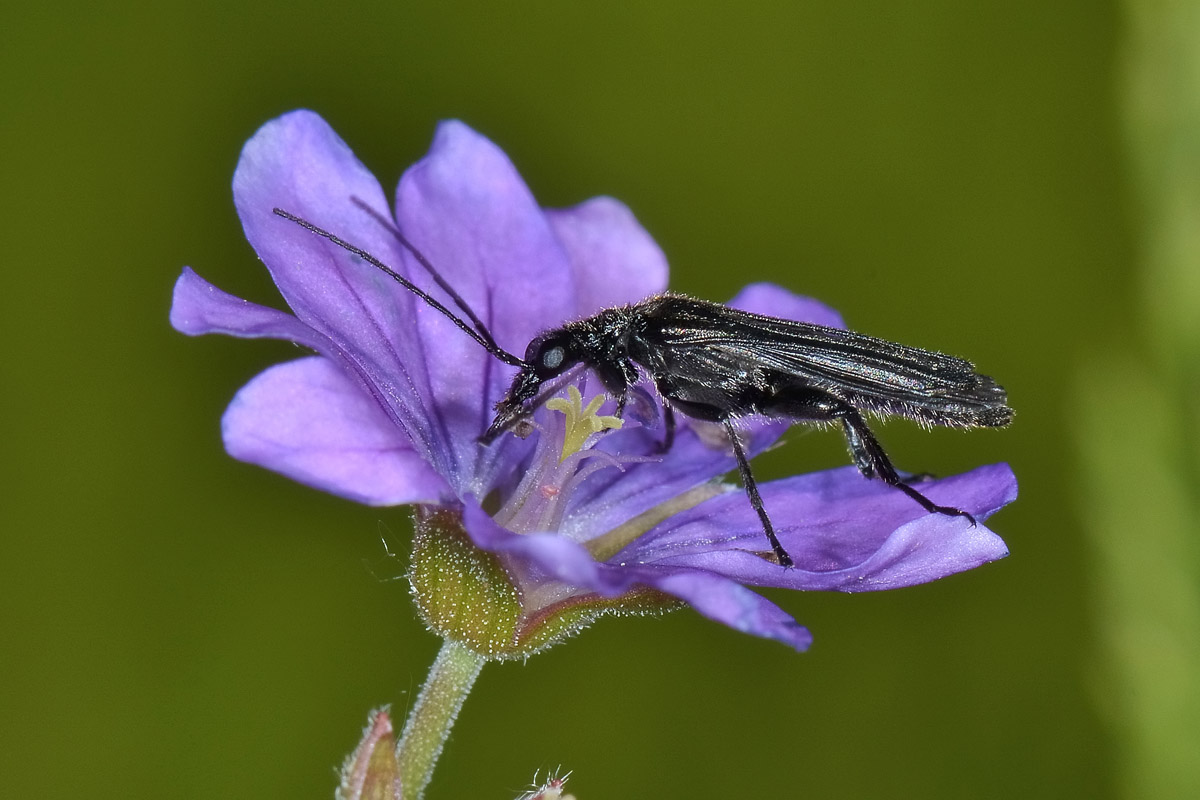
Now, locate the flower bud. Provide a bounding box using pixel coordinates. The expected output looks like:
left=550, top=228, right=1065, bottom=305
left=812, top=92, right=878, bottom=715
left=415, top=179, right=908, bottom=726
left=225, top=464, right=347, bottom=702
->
left=337, top=708, right=401, bottom=800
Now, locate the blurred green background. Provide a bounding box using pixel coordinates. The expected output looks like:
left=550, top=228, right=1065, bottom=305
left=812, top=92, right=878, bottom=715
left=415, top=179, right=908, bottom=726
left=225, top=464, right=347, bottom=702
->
left=4, top=1, right=1197, bottom=798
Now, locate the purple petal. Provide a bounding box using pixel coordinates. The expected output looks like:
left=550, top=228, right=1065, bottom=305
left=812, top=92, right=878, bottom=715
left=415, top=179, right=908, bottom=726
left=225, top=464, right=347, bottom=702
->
left=223, top=356, right=447, bottom=505
left=728, top=282, right=846, bottom=329
left=639, top=569, right=813, bottom=651
left=546, top=196, right=669, bottom=316
left=459, top=503, right=812, bottom=650
left=232, top=110, right=449, bottom=481
left=617, top=463, right=1015, bottom=591
left=395, top=121, right=578, bottom=354
left=392, top=121, right=583, bottom=485
left=172, top=268, right=446, bottom=499
left=560, top=416, right=787, bottom=540
left=171, top=267, right=330, bottom=352
left=460, top=502, right=630, bottom=592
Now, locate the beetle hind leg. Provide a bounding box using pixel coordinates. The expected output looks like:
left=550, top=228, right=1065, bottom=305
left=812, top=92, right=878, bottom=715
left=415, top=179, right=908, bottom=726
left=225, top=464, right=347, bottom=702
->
left=838, top=408, right=975, bottom=525
left=765, top=386, right=976, bottom=525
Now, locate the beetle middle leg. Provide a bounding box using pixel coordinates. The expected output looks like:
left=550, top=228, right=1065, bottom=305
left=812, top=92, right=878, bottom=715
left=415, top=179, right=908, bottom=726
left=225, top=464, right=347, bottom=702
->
left=723, top=417, right=793, bottom=567
left=663, top=392, right=793, bottom=566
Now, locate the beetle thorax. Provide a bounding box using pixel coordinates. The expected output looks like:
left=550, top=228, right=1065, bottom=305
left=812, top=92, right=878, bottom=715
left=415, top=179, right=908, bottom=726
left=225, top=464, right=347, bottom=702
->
left=565, top=305, right=641, bottom=364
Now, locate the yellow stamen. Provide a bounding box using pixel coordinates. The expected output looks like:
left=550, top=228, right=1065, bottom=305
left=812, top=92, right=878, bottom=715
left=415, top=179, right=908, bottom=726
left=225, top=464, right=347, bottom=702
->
left=545, top=385, right=623, bottom=462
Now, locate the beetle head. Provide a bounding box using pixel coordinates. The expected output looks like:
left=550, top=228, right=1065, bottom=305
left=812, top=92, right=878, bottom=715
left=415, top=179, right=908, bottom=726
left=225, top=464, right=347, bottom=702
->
left=479, top=330, right=581, bottom=444
left=524, top=330, right=581, bottom=380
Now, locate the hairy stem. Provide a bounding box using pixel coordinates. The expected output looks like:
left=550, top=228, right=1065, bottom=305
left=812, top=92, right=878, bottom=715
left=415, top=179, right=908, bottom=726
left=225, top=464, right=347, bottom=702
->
left=396, top=640, right=486, bottom=800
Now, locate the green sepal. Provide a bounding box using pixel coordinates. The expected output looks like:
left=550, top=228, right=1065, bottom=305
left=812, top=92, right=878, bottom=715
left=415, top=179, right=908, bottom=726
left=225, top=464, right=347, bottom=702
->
left=515, top=587, right=683, bottom=653
left=409, top=507, right=681, bottom=660
left=410, top=507, right=522, bottom=659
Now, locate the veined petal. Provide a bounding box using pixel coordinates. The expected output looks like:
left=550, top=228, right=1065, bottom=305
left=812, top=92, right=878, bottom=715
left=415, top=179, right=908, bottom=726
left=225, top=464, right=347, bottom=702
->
left=396, top=121, right=578, bottom=355
left=393, top=121, right=578, bottom=490
left=546, top=196, right=669, bottom=316
left=560, top=417, right=786, bottom=540
left=223, top=357, right=447, bottom=505
left=233, top=110, right=449, bottom=477
left=619, top=463, right=1015, bottom=591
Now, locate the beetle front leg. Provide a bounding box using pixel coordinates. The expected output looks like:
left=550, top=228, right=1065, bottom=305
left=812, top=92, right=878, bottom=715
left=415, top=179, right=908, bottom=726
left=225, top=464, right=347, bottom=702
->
left=596, top=358, right=638, bottom=422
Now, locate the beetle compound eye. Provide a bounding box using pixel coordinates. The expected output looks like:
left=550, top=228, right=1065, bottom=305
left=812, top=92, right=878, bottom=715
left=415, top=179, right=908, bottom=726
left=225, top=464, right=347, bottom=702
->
left=542, top=346, right=565, bottom=370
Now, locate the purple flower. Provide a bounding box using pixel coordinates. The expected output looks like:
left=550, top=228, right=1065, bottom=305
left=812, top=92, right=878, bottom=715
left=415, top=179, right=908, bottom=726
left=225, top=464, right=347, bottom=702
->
left=171, top=111, right=1015, bottom=652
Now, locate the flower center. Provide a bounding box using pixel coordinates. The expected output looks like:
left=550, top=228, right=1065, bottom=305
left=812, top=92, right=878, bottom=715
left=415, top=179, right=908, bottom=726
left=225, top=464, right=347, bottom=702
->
left=492, top=386, right=632, bottom=534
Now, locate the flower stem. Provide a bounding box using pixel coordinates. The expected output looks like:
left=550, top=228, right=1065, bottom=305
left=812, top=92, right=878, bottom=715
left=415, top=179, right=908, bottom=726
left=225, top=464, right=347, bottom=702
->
left=396, top=639, right=486, bottom=800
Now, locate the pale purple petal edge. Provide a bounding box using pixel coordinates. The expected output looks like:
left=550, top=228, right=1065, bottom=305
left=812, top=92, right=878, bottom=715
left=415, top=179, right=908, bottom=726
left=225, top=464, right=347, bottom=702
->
left=222, top=357, right=447, bottom=505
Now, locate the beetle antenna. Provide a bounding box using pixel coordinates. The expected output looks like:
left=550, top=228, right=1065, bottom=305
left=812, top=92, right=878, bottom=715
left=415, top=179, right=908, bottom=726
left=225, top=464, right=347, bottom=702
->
left=348, top=196, right=503, bottom=354
left=272, top=208, right=526, bottom=367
